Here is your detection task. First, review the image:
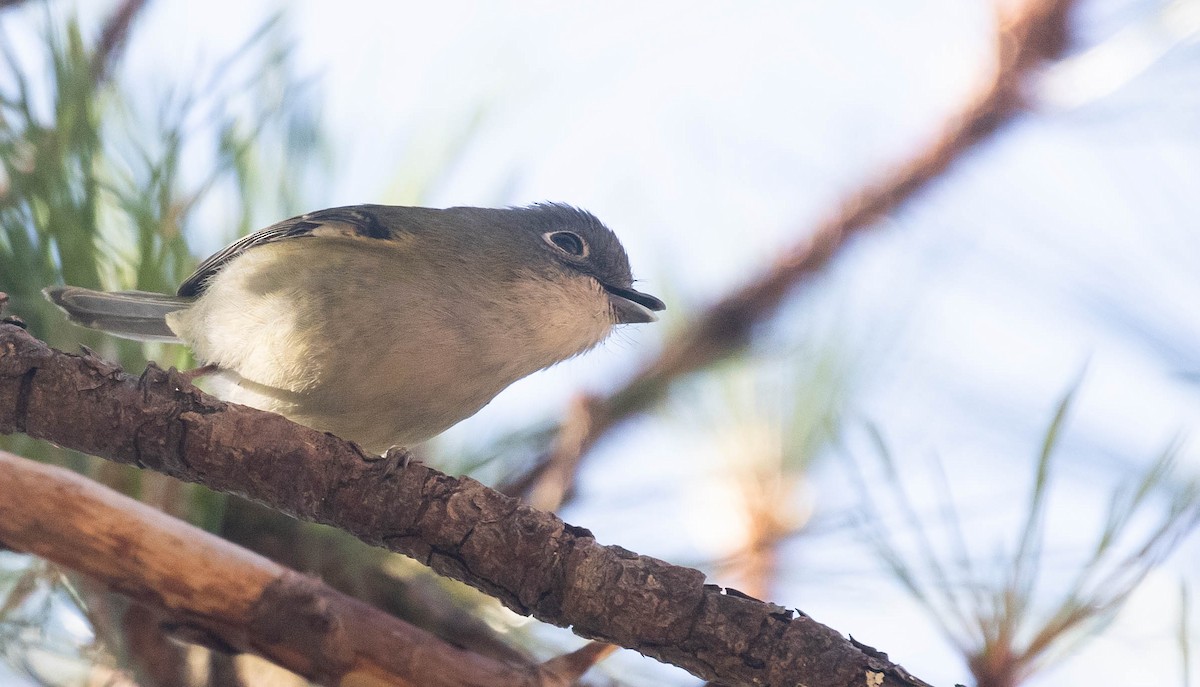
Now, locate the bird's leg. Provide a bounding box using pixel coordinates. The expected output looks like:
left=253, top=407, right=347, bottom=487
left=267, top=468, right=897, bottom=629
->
left=180, top=363, right=218, bottom=384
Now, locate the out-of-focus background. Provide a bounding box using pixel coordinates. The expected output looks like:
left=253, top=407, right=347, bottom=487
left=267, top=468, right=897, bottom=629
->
left=2, top=1, right=1199, bottom=686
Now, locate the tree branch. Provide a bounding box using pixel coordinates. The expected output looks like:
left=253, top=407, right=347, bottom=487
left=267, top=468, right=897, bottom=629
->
left=91, top=0, right=150, bottom=84
left=0, top=447, right=615, bottom=687
left=0, top=323, right=928, bottom=687
left=520, top=0, right=1080, bottom=495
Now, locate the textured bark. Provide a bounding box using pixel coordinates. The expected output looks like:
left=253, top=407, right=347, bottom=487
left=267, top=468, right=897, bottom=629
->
left=0, top=324, right=928, bottom=687
left=0, top=447, right=608, bottom=687
left=218, top=493, right=533, bottom=666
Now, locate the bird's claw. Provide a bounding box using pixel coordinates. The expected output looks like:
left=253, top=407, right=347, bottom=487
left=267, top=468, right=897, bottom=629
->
left=377, top=446, right=416, bottom=477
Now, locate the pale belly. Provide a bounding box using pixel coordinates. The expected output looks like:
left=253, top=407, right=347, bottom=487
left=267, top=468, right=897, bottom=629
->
left=165, top=239, right=614, bottom=453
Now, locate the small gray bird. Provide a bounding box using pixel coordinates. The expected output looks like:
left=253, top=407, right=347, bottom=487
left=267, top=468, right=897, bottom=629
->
left=45, top=203, right=664, bottom=453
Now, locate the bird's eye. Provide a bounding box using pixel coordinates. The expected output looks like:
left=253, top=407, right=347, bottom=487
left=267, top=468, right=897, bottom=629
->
left=544, top=231, right=588, bottom=258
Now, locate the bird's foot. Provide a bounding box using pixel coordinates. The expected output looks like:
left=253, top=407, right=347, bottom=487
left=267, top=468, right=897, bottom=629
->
left=375, top=446, right=417, bottom=478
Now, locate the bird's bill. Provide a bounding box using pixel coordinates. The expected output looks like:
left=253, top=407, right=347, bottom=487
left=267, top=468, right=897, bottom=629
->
left=602, top=283, right=665, bottom=324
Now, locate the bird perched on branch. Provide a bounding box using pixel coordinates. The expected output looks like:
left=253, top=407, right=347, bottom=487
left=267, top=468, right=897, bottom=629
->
left=46, top=203, right=664, bottom=454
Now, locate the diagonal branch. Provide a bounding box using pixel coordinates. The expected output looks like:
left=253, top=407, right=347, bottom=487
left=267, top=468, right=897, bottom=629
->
left=0, top=449, right=619, bottom=682
left=91, top=0, right=151, bottom=85
left=520, top=0, right=1079, bottom=501
left=0, top=447, right=613, bottom=687
left=0, top=323, right=929, bottom=687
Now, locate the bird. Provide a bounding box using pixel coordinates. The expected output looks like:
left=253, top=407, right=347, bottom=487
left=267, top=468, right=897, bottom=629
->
left=45, top=203, right=664, bottom=454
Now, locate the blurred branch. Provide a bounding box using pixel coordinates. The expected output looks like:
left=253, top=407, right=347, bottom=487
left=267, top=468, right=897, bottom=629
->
left=218, top=495, right=535, bottom=666
left=0, top=447, right=612, bottom=687
left=91, top=0, right=149, bottom=84
left=122, top=603, right=188, bottom=687
left=0, top=322, right=930, bottom=687
left=526, top=394, right=596, bottom=511
left=520, top=0, right=1080, bottom=500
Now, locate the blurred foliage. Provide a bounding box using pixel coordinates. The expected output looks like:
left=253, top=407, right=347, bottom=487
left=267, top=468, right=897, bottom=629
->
left=676, top=336, right=856, bottom=598
left=0, top=6, right=569, bottom=686
left=0, top=553, right=138, bottom=686
left=0, top=3, right=328, bottom=684
left=851, top=385, right=1200, bottom=687
left=0, top=4, right=324, bottom=464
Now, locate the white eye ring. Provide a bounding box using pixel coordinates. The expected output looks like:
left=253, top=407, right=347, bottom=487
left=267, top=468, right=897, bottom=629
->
left=543, top=231, right=588, bottom=258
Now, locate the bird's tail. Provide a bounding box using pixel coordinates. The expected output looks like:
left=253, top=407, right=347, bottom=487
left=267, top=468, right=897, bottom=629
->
left=43, top=286, right=189, bottom=343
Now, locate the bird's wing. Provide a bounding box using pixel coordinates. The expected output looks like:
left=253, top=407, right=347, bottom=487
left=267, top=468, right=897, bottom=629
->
left=177, top=205, right=397, bottom=297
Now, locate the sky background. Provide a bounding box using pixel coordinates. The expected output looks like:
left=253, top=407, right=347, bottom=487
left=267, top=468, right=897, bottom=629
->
left=5, top=1, right=1200, bottom=685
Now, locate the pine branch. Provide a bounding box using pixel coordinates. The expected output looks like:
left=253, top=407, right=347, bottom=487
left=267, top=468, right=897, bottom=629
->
left=0, top=322, right=929, bottom=687
left=517, top=0, right=1081, bottom=501
left=0, top=447, right=616, bottom=687
left=91, top=0, right=150, bottom=84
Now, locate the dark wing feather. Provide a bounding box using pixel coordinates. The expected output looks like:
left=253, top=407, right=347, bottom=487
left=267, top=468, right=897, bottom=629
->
left=177, top=206, right=395, bottom=297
